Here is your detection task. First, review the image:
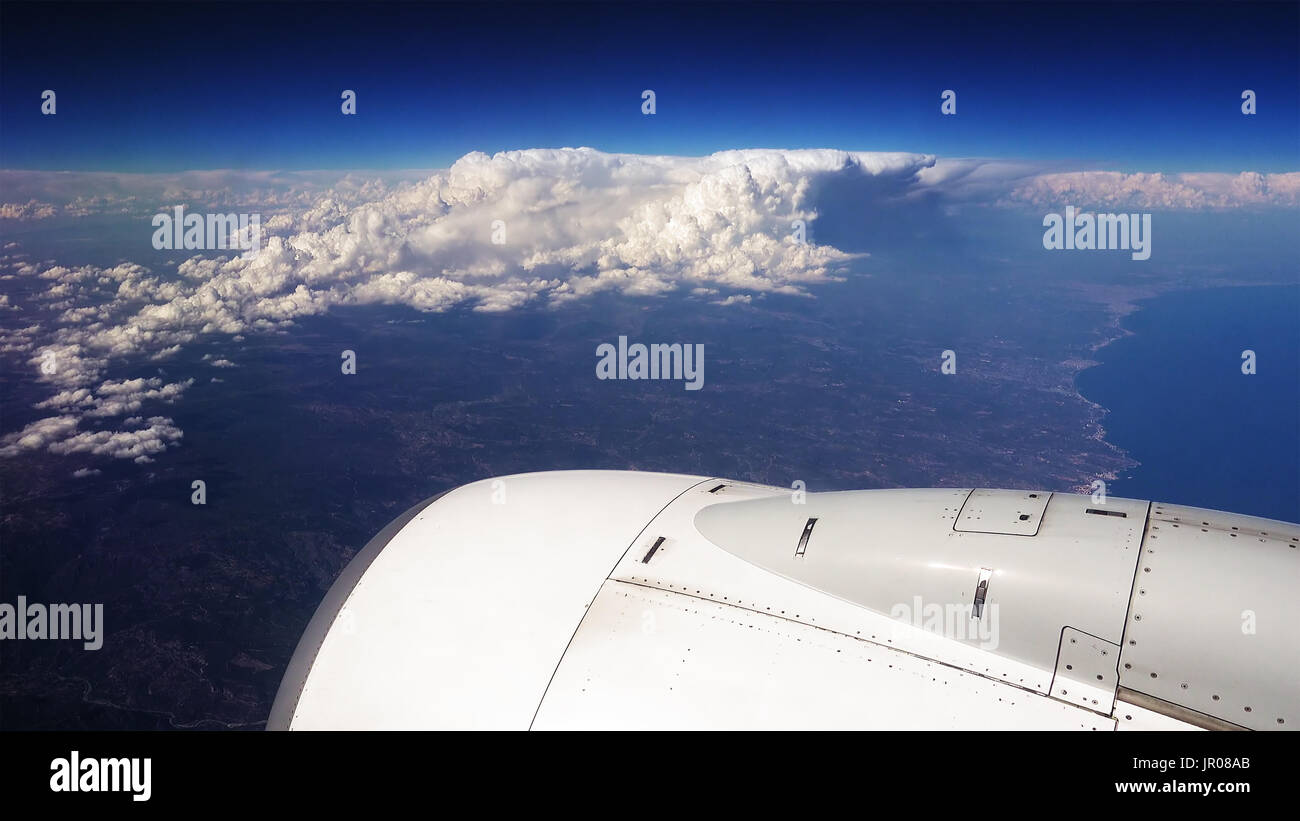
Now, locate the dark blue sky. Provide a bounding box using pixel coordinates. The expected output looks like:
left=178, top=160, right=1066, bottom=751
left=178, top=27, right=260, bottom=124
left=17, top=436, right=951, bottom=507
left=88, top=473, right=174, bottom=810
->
left=1, top=1, right=1296, bottom=172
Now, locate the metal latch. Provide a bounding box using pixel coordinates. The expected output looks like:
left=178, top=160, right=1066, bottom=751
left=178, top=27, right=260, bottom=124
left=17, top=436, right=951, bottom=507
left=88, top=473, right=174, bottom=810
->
left=641, top=536, right=666, bottom=564
left=973, top=567, right=993, bottom=618
left=795, top=518, right=818, bottom=558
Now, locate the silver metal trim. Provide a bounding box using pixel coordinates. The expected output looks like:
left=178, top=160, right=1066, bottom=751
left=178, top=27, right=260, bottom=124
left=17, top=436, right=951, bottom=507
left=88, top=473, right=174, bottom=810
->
left=1116, top=686, right=1248, bottom=731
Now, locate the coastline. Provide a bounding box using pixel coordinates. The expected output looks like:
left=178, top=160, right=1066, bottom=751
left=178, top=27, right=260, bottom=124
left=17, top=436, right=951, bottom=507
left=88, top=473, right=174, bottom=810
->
left=1067, top=280, right=1300, bottom=518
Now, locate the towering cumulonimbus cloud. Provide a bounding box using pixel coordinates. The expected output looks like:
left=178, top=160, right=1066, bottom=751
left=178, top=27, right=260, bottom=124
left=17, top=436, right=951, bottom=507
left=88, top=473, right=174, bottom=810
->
left=0, top=148, right=936, bottom=462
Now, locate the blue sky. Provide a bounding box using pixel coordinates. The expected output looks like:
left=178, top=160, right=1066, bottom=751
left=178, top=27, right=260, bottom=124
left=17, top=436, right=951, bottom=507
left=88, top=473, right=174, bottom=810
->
left=1, top=1, right=1296, bottom=172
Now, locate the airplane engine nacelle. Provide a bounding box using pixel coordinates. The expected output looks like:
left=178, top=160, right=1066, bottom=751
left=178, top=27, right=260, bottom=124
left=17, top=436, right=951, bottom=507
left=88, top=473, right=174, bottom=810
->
left=269, top=471, right=1299, bottom=730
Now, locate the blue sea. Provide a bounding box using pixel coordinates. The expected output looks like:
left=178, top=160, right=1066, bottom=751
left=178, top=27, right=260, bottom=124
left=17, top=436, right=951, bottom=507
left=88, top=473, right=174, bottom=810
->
left=1076, top=285, right=1300, bottom=523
